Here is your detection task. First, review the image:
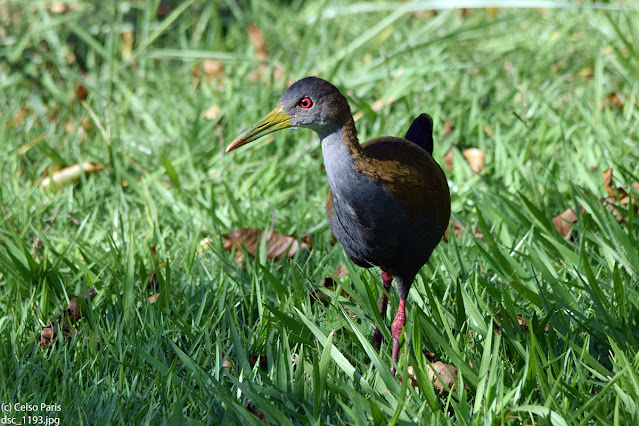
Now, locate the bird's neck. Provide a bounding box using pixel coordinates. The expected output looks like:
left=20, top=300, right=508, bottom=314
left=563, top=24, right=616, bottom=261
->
left=319, top=117, right=366, bottom=193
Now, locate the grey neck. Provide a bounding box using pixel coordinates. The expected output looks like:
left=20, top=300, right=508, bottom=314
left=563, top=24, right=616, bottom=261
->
left=319, top=125, right=360, bottom=197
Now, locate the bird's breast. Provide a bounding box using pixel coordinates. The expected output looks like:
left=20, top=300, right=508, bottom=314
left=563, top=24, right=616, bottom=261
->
left=322, top=136, right=406, bottom=267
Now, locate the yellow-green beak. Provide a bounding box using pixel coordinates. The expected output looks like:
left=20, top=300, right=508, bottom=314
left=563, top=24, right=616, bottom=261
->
left=226, top=103, right=292, bottom=152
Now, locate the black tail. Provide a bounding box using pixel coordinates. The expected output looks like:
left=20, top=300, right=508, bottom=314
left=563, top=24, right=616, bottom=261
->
left=404, top=113, right=434, bottom=155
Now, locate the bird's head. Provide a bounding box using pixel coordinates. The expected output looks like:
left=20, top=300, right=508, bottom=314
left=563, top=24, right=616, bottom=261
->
left=226, top=76, right=351, bottom=152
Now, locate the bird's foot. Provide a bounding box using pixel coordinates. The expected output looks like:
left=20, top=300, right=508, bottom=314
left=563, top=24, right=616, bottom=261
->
left=390, top=299, right=406, bottom=376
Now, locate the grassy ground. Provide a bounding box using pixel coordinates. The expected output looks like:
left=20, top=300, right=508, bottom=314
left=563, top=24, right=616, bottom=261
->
left=1, top=1, right=639, bottom=424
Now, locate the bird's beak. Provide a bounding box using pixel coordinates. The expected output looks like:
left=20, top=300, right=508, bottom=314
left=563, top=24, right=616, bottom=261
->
left=226, top=103, right=292, bottom=153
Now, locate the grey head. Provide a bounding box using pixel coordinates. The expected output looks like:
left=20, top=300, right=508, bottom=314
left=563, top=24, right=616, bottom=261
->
left=279, top=77, right=352, bottom=133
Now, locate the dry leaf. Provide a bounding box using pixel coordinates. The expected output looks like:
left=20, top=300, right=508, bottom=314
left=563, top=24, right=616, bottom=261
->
left=198, top=235, right=214, bottom=253
left=203, top=59, right=224, bottom=78
left=6, top=107, right=29, bottom=129
left=222, top=228, right=312, bottom=264
left=38, top=287, right=97, bottom=346
left=427, top=361, right=458, bottom=393
left=442, top=120, right=453, bottom=140
left=483, top=124, right=495, bottom=138
left=601, top=92, right=624, bottom=110
left=247, top=23, right=267, bottom=59
left=602, top=167, right=627, bottom=198
left=462, top=148, right=485, bottom=173
left=75, top=83, right=89, bottom=102
left=493, top=310, right=550, bottom=334
left=148, top=292, right=161, bottom=304
left=552, top=206, right=582, bottom=239
left=314, top=263, right=350, bottom=306
left=552, top=167, right=639, bottom=239
left=49, top=2, right=66, bottom=13
left=600, top=168, right=639, bottom=222
left=40, top=162, right=105, bottom=189
left=443, top=148, right=454, bottom=171
left=201, top=105, right=221, bottom=120
left=443, top=220, right=483, bottom=242
left=245, top=24, right=285, bottom=83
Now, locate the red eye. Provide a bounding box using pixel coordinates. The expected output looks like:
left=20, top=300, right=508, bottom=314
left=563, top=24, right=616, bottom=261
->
left=299, top=97, right=313, bottom=108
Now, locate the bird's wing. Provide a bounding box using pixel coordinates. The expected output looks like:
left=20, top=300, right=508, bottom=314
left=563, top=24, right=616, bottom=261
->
left=359, top=137, right=449, bottom=226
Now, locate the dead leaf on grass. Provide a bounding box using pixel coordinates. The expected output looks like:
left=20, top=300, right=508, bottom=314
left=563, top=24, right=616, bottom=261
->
left=75, top=83, right=89, bottom=102
left=553, top=168, right=638, bottom=239
left=493, top=310, right=550, bottom=334
left=442, top=120, right=453, bottom=140
left=427, top=361, right=458, bottom=393
left=552, top=206, right=583, bottom=239
left=443, top=220, right=483, bottom=242
left=407, top=362, right=458, bottom=393
left=443, top=148, right=454, bottom=171
left=462, top=148, right=486, bottom=173
left=40, top=162, right=105, bottom=189
left=148, top=292, right=161, bottom=304
left=201, top=104, right=221, bottom=120
left=6, top=107, right=29, bottom=129
left=38, top=287, right=97, bottom=346
left=313, top=263, right=350, bottom=306
left=601, top=92, right=624, bottom=110
left=483, top=124, right=495, bottom=138
left=222, top=228, right=313, bottom=264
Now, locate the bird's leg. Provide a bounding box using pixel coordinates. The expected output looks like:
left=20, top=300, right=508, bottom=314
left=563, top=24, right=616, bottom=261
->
left=373, top=270, right=394, bottom=349
left=390, top=299, right=406, bottom=376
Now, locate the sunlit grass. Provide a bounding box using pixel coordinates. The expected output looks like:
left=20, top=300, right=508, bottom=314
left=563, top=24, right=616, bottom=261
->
left=1, top=1, right=638, bottom=424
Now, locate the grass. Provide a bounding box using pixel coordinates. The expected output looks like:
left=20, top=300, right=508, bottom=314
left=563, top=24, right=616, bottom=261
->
left=1, top=0, right=638, bottom=424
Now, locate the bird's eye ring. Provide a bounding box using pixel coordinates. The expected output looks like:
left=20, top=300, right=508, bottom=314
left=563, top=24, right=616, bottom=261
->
left=299, top=97, right=313, bottom=108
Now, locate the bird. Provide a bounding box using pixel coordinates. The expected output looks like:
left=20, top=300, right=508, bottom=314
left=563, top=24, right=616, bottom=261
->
left=226, top=77, right=450, bottom=375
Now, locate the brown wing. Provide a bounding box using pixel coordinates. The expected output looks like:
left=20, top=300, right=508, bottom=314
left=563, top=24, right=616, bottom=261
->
left=358, top=137, right=450, bottom=231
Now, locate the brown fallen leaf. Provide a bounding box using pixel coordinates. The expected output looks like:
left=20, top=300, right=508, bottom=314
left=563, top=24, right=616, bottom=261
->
left=40, top=162, right=105, bottom=189
left=601, top=169, right=639, bottom=222
left=6, top=107, right=29, bottom=129
left=602, top=168, right=618, bottom=198
left=409, top=362, right=458, bottom=393
left=201, top=104, right=221, bottom=120
left=462, top=148, right=486, bottom=173
left=483, top=124, right=495, bottom=138
left=148, top=292, right=161, bottom=304
left=443, top=220, right=483, bottom=242
left=247, top=23, right=267, bottom=59
left=443, top=148, right=454, bottom=171
left=428, top=361, right=458, bottom=392
left=555, top=168, right=639, bottom=238
left=75, top=83, right=89, bottom=102
left=222, top=228, right=313, bottom=264
left=353, top=97, right=397, bottom=122
left=203, top=59, right=224, bottom=79
left=38, top=287, right=97, bottom=346
left=601, top=92, right=624, bottom=110
left=493, top=310, right=550, bottom=334
left=49, top=1, right=66, bottom=13
left=442, top=120, right=454, bottom=140
left=246, top=23, right=271, bottom=82
left=552, top=206, right=583, bottom=239
left=313, top=263, right=350, bottom=306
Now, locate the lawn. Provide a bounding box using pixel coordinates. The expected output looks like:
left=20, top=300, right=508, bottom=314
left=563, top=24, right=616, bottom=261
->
left=1, top=1, right=638, bottom=424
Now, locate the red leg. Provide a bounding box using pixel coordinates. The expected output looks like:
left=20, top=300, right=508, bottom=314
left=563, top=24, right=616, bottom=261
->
left=390, top=299, right=406, bottom=375
left=373, top=271, right=393, bottom=349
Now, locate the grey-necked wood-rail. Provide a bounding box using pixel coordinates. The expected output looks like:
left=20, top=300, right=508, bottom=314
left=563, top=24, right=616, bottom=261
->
left=226, top=77, right=450, bottom=374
